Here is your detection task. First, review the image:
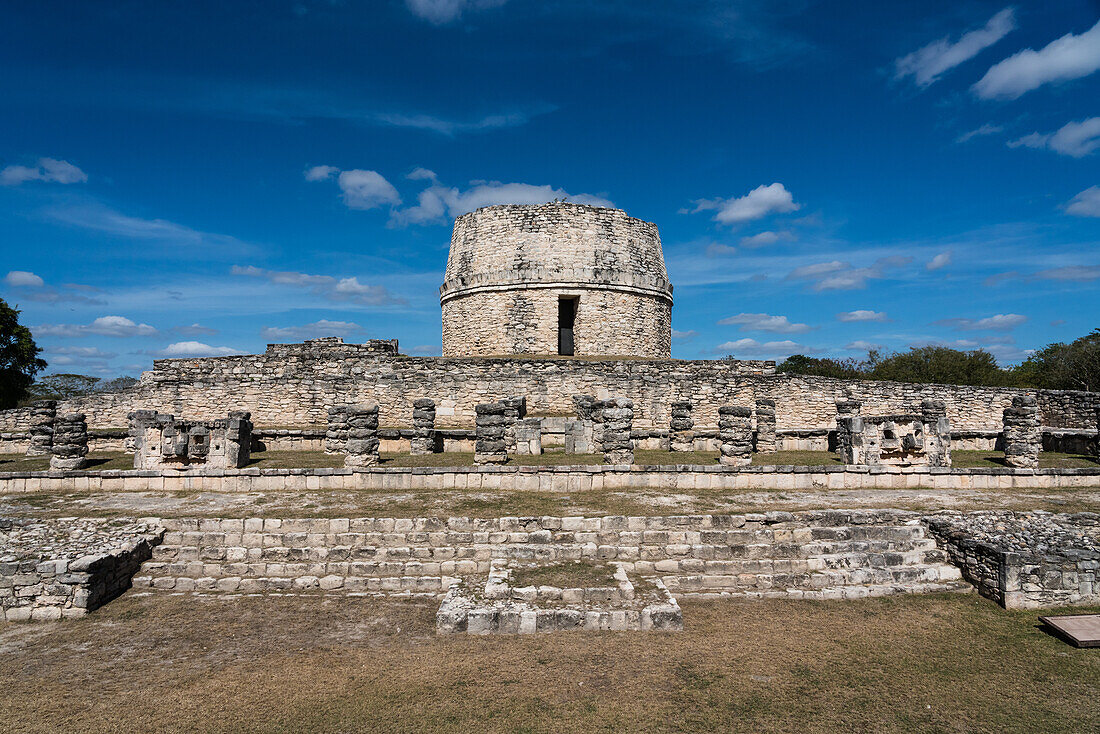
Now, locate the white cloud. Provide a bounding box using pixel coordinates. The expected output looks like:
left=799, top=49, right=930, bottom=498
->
left=407, top=344, right=442, bottom=356
left=1064, top=186, right=1100, bottom=217
left=260, top=320, right=365, bottom=340
left=336, top=170, right=402, bottom=210
left=956, top=123, right=1004, bottom=143
left=844, top=340, right=884, bottom=352
left=895, top=8, right=1016, bottom=87
left=973, top=18, right=1100, bottom=99
left=173, top=323, right=218, bottom=336
left=714, top=338, right=809, bottom=357
left=47, top=346, right=118, bottom=359
left=691, top=183, right=800, bottom=225
left=391, top=178, right=613, bottom=226
left=304, top=165, right=339, bottom=181
left=717, top=312, right=813, bottom=334
left=231, top=265, right=404, bottom=306
left=926, top=251, right=952, bottom=271
left=405, top=0, right=508, bottom=25
left=1007, top=117, right=1100, bottom=157
left=786, top=256, right=912, bottom=291
left=934, top=313, right=1027, bottom=331
left=671, top=329, right=698, bottom=341
left=1034, top=265, right=1100, bottom=281
left=704, top=242, right=738, bottom=257
left=4, top=270, right=45, bottom=287
left=46, top=203, right=250, bottom=251
left=33, top=315, right=158, bottom=338
left=739, top=230, right=794, bottom=248
left=155, top=341, right=243, bottom=358
left=0, top=157, right=87, bottom=186
left=837, top=310, right=888, bottom=323
left=374, top=109, right=540, bottom=136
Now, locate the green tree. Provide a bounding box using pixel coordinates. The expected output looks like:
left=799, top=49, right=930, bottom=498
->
left=24, top=373, right=140, bottom=402
left=868, top=346, right=1011, bottom=386
left=0, top=298, right=47, bottom=409
left=1013, top=329, right=1100, bottom=392
left=776, top=354, right=869, bottom=380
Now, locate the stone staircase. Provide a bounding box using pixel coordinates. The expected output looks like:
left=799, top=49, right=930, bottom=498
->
left=132, top=512, right=969, bottom=600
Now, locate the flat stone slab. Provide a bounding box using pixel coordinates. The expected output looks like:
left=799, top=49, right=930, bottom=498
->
left=437, top=559, right=682, bottom=635
left=1039, top=614, right=1100, bottom=648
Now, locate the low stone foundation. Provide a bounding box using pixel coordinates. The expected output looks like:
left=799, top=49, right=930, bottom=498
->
left=925, top=511, right=1100, bottom=609
left=1, top=518, right=164, bottom=621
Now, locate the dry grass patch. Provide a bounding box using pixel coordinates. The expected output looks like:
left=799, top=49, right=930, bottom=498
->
left=0, top=591, right=1097, bottom=733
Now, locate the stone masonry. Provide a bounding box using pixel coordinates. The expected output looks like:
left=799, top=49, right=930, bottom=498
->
left=25, top=400, right=56, bottom=457
left=131, top=411, right=252, bottom=470
left=502, top=396, right=527, bottom=454
left=669, top=401, right=694, bottom=452
left=49, top=413, right=88, bottom=471
left=1003, top=396, right=1041, bottom=469
left=600, top=398, right=634, bottom=465
left=718, top=406, right=753, bottom=467
left=513, top=417, right=543, bottom=455
left=411, top=399, right=437, bottom=455
left=475, top=402, right=507, bottom=464
left=325, top=405, right=349, bottom=455
left=440, top=203, right=673, bottom=358
left=344, top=404, right=380, bottom=468
left=754, top=398, right=777, bottom=454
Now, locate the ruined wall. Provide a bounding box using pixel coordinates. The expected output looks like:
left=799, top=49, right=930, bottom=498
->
left=441, top=203, right=673, bottom=358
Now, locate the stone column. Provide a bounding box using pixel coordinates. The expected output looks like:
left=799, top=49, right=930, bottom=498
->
left=345, top=404, right=380, bottom=468
left=475, top=402, right=507, bottom=464
left=718, top=406, right=752, bottom=467
left=502, top=396, right=527, bottom=454
left=411, top=398, right=437, bottom=455
left=921, top=399, right=951, bottom=467
left=26, top=400, right=57, bottom=457
left=50, top=413, right=88, bottom=470
left=1003, top=395, right=1040, bottom=469
left=225, top=411, right=252, bottom=468
left=601, top=398, right=634, bottom=465
left=570, top=395, right=603, bottom=454
left=513, top=417, right=543, bottom=455
left=669, top=401, right=694, bottom=452
left=754, top=398, right=777, bottom=454
left=325, top=405, right=349, bottom=455
left=834, top=400, right=862, bottom=458
left=126, top=409, right=157, bottom=454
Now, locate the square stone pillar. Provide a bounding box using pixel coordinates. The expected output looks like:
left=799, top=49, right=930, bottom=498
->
left=345, top=404, right=380, bottom=468
left=718, top=406, right=752, bottom=467
left=513, top=417, right=543, bottom=455
left=601, top=398, right=634, bottom=465
left=502, top=396, right=527, bottom=454
left=411, top=398, right=437, bottom=455
left=834, top=400, right=862, bottom=458
left=669, top=401, right=694, bottom=452
left=921, top=399, right=951, bottom=467
left=50, top=413, right=88, bottom=471
left=475, top=402, right=507, bottom=464
left=1003, top=395, right=1040, bottom=469
left=754, top=398, right=777, bottom=454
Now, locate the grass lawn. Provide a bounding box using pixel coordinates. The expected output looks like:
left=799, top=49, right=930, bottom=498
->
left=952, top=450, right=1099, bottom=469
left=0, top=591, right=1097, bottom=733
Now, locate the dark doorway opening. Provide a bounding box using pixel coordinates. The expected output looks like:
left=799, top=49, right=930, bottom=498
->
left=558, top=297, right=577, bottom=356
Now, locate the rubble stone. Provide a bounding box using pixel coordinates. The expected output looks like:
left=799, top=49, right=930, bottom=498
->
left=718, top=406, right=752, bottom=466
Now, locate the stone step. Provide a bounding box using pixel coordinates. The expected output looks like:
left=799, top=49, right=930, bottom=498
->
left=678, top=580, right=973, bottom=601
left=131, top=573, right=457, bottom=595
left=148, top=537, right=939, bottom=565
left=661, top=563, right=963, bottom=593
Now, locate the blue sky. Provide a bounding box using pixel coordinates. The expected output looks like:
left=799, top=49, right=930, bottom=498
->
left=1, top=0, right=1098, bottom=376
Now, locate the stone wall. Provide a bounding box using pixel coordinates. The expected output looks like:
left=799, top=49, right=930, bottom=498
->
left=925, top=512, right=1100, bottom=609
left=1, top=518, right=163, bottom=621
left=441, top=203, right=673, bottom=359
left=134, top=509, right=964, bottom=601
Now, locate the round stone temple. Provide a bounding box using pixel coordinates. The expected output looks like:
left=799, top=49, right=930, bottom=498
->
left=440, top=202, right=673, bottom=359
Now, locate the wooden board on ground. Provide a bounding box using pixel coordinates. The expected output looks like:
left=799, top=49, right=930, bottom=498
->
left=1038, top=615, right=1100, bottom=648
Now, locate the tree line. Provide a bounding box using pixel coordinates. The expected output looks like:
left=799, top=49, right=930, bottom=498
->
left=775, top=329, right=1100, bottom=391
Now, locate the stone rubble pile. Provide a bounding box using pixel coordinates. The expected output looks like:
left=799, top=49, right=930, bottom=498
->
left=1003, top=395, right=1041, bottom=469
left=49, top=413, right=88, bottom=471
left=475, top=402, right=507, bottom=464
left=344, top=404, right=380, bottom=468
left=928, top=511, right=1100, bottom=559
left=411, top=398, right=436, bottom=455
left=718, top=405, right=752, bottom=467
left=754, top=398, right=777, bottom=454
left=669, top=401, right=693, bottom=452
